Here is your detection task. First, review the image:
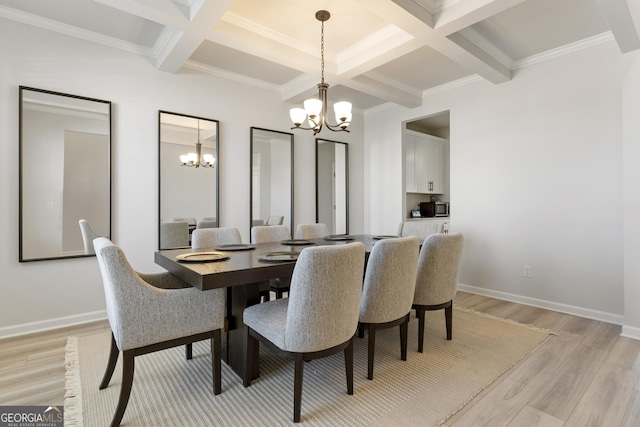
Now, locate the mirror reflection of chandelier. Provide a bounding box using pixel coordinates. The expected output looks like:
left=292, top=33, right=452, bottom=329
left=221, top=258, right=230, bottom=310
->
left=289, top=10, right=352, bottom=135
left=180, top=119, right=215, bottom=168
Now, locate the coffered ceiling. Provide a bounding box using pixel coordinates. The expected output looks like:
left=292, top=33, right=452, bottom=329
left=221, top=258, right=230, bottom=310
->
left=2, top=0, right=638, bottom=110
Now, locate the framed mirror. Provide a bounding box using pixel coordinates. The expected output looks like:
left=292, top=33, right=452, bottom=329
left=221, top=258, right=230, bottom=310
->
left=19, top=86, right=111, bottom=262
left=159, top=111, right=219, bottom=249
left=316, top=138, right=349, bottom=235
left=250, top=127, right=294, bottom=238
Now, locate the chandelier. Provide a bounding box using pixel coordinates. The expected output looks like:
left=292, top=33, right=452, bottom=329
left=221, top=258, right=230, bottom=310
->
left=289, top=10, right=352, bottom=135
left=180, top=119, right=215, bottom=168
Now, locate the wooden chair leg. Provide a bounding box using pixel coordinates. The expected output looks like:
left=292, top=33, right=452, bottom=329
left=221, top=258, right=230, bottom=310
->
left=358, top=326, right=364, bottom=338
left=417, top=307, right=426, bottom=353
left=186, top=343, right=193, bottom=360
left=110, top=350, right=135, bottom=427
left=212, top=329, right=221, bottom=395
left=367, top=327, right=376, bottom=380
left=244, top=330, right=256, bottom=388
left=400, top=315, right=408, bottom=361
left=99, top=332, right=119, bottom=390
left=293, top=354, right=304, bottom=423
left=445, top=301, right=453, bottom=340
left=344, top=338, right=354, bottom=395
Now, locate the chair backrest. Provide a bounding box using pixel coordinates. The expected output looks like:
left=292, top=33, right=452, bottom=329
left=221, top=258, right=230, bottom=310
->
left=160, top=221, right=189, bottom=248
left=285, top=242, right=365, bottom=352
left=252, top=219, right=265, bottom=227
left=196, top=220, right=217, bottom=229
left=201, top=216, right=216, bottom=221
left=192, top=227, right=241, bottom=249
left=414, top=233, right=464, bottom=306
left=397, top=221, right=444, bottom=240
left=296, top=223, right=330, bottom=239
left=266, top=215, right=284, bottom=226
left=251, top=225, right=290, bottom=243
left=360, top=236, right=420, bottom=324
left=79, top=219, right=100, bottom=255
left=172, top=217, right=197, bottom=226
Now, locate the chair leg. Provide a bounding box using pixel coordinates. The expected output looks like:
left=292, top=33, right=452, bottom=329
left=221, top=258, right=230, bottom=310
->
left=99, top=332, right=119, bottom=390
left=293, top=354, right=304, bottom=423
left=417, top=307, right=426, bottom=353
left=110, top=350, right=135, bottom=427
left=186, top=343, right=193, bottom=360
left=445, top=301, right=453, bottom=340
left=400, top=315, right=408, bottom=361
left=344, top=338, right=354, bottom=395
left=367, top=327, right=376, bottom=380
left=244, top=330, right=256, bottom=388
left=212, top=329, right=221, bottom=395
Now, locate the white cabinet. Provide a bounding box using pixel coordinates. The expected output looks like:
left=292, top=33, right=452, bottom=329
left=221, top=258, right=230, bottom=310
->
left=405, top=131, right=445, bottom=194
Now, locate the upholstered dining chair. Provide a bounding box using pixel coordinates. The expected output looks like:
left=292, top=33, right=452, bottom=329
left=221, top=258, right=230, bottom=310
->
left=413, top=233, right=464, bottom=353
left=196, top=220, right=217, bottom=229
left=358, top=236, right=419, bottom=380
left=295, top=223, right=330, bottom=239
left=243, top=242, right=365, bottom=423
left=397, top=220, right=445, bottom=240
left=160, top=221, right=189, bottom=248
left=251, top=225, right=292, bottom=299
left=93, top=237, right=225, bottom=427
left=172, top=216, right=197, bottom=226
left=266, top=215, right=284, bottom=225
left=79, top=219, right=100, bottom=255
left=192, top=226, right=241, bottom=248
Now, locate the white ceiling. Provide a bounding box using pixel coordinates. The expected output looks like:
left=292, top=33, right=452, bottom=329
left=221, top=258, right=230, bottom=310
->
left=2, top=0, right=639, bottom=112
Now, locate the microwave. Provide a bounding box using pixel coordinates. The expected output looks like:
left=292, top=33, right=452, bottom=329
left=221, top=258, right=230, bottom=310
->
left=419, top=202, right=449, bottom=217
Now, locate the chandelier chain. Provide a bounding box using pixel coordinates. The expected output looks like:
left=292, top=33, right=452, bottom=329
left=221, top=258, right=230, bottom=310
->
left=320, top=19, right=324, bottom=84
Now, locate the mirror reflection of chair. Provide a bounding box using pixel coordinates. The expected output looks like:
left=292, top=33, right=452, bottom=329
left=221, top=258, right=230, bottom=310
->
left=93, top=237, right=225, bottom=427
left=252, top=219, right=264, bottom=227
left=266, top=215, right=284, bottom=226
left=358, top=236, right=419, bottom=380
left=243, top=242, right=366, bottom=423
left=251, top=225, right=292, bottom=298
left=160, top=221, right=189, bottom=248
left=295, top=223, right=330, bottom=239
left=79, top=219, right=100, bottom=255
left=397, top=221, right=445, bottom=240
left=172, top=217, right=197, bottom=227
left=196, top=220, right=217, bottom=229
left=413, top=233, right=464, bottom=353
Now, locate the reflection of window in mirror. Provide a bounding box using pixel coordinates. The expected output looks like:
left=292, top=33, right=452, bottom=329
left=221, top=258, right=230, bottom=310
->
left=19, top=87, right=111, bottom=262
left=158, top=111, right=219, bottom=249
left=316, top=139, right=348, bottom=235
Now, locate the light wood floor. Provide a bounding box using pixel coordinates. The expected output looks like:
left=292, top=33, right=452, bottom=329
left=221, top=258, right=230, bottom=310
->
left=1, top=292, right=639, bottom=426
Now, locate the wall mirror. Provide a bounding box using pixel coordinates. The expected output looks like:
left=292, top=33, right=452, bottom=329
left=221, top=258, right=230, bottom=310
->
left=250, top=127, right=294, bottom=238
left=19, top=86, right=111, bottom=262
left=316, top=138, right=348, bottom=235
left=159, top=111, right=219, bottom=249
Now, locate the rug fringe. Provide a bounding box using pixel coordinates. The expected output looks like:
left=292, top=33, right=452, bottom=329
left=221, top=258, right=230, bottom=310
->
left=453, top=305, right=558, bottom=336
left=64, top=336, right=83, bottom=427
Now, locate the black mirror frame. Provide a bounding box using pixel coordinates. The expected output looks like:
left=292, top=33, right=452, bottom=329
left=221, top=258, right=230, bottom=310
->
left=315, top=138, right=349, bottom=235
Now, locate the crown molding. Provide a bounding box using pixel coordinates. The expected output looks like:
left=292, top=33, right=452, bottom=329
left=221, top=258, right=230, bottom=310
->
left=337, top=24, right=411, bottom=65
left=182, top=60, right=281, bottom=92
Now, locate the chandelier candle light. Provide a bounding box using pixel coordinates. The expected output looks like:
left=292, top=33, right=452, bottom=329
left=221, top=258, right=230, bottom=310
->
left=290, top=10, right=352, bottom=135
left=180, top=119, right=215, bottom=168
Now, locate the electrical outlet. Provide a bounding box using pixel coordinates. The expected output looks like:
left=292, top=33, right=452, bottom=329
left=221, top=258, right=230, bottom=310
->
left=523, top=265, right=532, bottom=278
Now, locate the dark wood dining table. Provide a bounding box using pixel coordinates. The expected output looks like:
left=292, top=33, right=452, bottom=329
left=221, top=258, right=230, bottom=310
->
left=154, top=234, right=384, bottom=380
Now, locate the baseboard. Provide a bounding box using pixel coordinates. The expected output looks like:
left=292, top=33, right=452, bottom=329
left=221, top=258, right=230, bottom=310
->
left=621, top=325, right=640, bottom=341
left=457, top=283, right=625, bottom=326
left=0, top=310, right=107, bottom=340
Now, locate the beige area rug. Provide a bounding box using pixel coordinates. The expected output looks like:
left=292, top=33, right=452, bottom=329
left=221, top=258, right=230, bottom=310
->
left=65, top=307, right=553, bottom=426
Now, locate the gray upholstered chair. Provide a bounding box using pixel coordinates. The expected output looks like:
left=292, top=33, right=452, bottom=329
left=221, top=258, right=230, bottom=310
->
left=172, top=216, right=197, bottom=226
left=243, top=242, right=365, bottom=423
left=93, top=237, right=225, bottom=427
left=397, top=220, right=445, bottom=240
left=358, top=236, right=419, bottom=380
left=160, top=221, right=189, bottom=248
left=252, top=219, right=265, bottom=227
left=413, top=233, right=464, bottom=353
left=196, top=220, right=217, bottom=229
left=251, top=225, right=292, bottom=298
left=266, top=215, right=284, bottom=226
left=295, top=223, right=330, bottom=239
left=192, top=227, right=241, bottom=248
left=79, top=219, right=100, bottom=255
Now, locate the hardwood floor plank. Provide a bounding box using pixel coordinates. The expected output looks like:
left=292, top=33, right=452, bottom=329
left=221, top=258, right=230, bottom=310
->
left=606, top=336, right=640, bottom=372
left=580, top=321, right=622, bottom=351
left=510, top=405, right=564, bottom=427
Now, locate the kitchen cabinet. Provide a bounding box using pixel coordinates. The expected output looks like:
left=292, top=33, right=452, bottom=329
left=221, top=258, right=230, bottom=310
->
left=405, top=130, right=445, bottom=194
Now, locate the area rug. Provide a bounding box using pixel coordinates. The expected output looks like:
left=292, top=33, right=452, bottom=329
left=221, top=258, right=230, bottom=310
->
left=64, top=307, right=553, bottom=426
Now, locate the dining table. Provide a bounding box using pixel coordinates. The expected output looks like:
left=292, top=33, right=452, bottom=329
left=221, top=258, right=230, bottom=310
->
left=154, top=234, right=390, bottom=380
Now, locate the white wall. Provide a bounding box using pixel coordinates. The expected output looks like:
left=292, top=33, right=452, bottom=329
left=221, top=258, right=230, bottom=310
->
left=365, top=41, right=625, bottom=323
left=0, top=18, right=364, bottom=336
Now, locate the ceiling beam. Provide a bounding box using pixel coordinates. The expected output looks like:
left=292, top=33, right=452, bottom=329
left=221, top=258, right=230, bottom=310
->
left=344, top=74, right=423, bottom=108
left=433, top=0, right=527, bottom=34
left=94, top=0, right=187, bottom=27
left=595, top=0, right=640, bottom=53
